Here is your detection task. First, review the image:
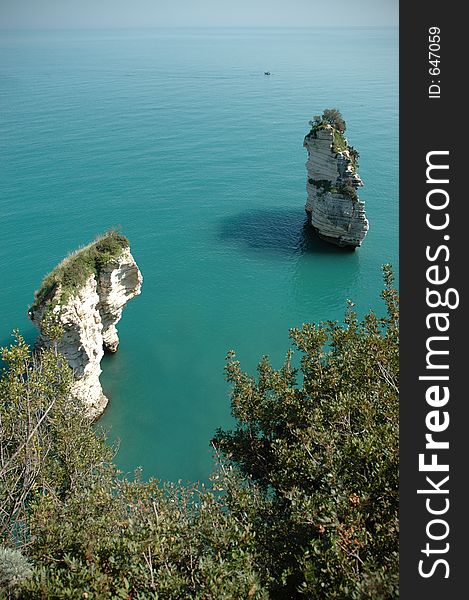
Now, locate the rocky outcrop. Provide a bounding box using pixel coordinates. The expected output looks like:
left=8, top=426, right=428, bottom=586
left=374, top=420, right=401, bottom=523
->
left=29, top=239, right=142, bottom=419
left=304, top=125, right=369, bottom=248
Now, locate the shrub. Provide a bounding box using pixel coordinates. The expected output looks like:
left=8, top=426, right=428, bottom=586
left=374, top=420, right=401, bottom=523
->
left=1, top=268, right=398, bottom=599
left=348, top=146, right=360, bottom=170
left=0, top=337, right=267, bottom=599
left=213, top=266, right=399, bottom=598
left=308, top=109, right=347, bottom=136
left=332, top=128, right=347, bottom=153
left=0, top=547, right=33, bottom=596
left=322, top=108, right=346, bottom=133
left=0, top=332, right=108, bottom=547
left=307, top=110, right=353, bottom=161
left=338, top=179, right=359, bottom=202
left=311, top=179, right=332, bottom=193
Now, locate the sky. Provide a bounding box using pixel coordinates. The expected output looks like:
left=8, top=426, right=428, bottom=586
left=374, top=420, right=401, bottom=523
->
left=0, top=0, right=398, bottom=29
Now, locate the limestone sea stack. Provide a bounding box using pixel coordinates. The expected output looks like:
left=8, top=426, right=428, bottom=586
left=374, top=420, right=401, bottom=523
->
left=29, top=232, right=142, bottom=419
left=303, top=109, right=369, bottom=248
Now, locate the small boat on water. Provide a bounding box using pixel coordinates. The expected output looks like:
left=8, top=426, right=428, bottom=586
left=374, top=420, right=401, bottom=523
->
left=264, top=71, right=271, bottom=75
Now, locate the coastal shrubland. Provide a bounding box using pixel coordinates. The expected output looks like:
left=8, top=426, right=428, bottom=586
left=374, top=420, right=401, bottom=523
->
left=0, top=267, right=398, bottom=599
left=214, top=265, right=399, bottom=598
left=31, top=231, right=129, bottom=310
left=0, top=332, right=266, bottom=599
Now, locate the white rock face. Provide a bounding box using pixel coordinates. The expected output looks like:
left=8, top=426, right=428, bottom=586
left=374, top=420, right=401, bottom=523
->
left=30, top=247, right=142, bottom=418
left=304, top=126, right=369, bottom=248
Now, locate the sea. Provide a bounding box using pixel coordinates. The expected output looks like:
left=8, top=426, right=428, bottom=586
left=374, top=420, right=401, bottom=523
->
left=0, top=27, right=398, bottom=483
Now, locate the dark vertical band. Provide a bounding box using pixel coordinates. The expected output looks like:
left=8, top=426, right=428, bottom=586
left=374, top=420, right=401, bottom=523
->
left=400, top=2, right=466, bottom=596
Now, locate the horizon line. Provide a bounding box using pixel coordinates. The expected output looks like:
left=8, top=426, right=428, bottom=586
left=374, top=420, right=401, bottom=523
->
left=0, top=25, right=399, bottom=32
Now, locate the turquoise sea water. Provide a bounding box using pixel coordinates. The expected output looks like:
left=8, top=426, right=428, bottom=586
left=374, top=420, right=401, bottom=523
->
left=0, top=28, right=398, bottom=483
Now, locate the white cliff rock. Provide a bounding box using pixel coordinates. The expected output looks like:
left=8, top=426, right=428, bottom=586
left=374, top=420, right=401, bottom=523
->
left=29, top=240, right=142, bottom=419
left=304, top=125, right=369, bottom=248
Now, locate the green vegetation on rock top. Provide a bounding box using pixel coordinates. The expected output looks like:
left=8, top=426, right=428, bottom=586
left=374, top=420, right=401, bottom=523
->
left=31, top=231, right=129, bottom=311
left=307, top=108, right=352, bottom=158
left=309, top=108, right=346, bottom=133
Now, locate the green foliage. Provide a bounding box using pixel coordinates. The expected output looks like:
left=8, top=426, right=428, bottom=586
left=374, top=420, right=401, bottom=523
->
left=0, top=333, right=111, bottom=548
left=31, top=231, right=129, bottom=310
left=0, top=338, right=267, bottom=599
left=308, top=109, right=346, bottom=136
left=213, top=266, right=399, bottom=598
left=332, top=128, right=347, bottom=153
left=310, top=178, right=358, bottom=202
left=1, top=268, right=398, bottom=599
left=348, top=146, right=360, bottom=170
left=307, top=110, right=357, bottom=170
left=337, top=179, right=359, bottom=202
left=0, top=546, right=33, bottom=596
left=22, top=475, right=266, bottom=599
left=310, top=179, right=332, bottom=193
left=322, top=109, right=346, bottom=133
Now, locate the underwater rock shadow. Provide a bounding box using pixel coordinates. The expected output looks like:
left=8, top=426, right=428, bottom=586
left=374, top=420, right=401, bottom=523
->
left=218, top=208, right=348, bottom=256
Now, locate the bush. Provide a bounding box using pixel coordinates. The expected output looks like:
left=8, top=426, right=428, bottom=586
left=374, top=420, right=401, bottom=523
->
left=309, top=109, right=346, bottom=136
left=338, top=179, right=359, bottom=202
left=310, top=179, right=332, bottom=193
left=307, top=110, right=353, bottom=161
left=1, top=268, right=398, bottom=599
left=0, top=547, right=33, bottom=596
left=0, top=332, right=109, bottom=547
left=213, top=266, right=399, bottom=598
left=348, top=146, right=360, bottom=170
left=322, top=108, right=346, bottom=133
left=0, top=337, right=267, bottom=599
left=332, top=128, right=347, bottom=153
